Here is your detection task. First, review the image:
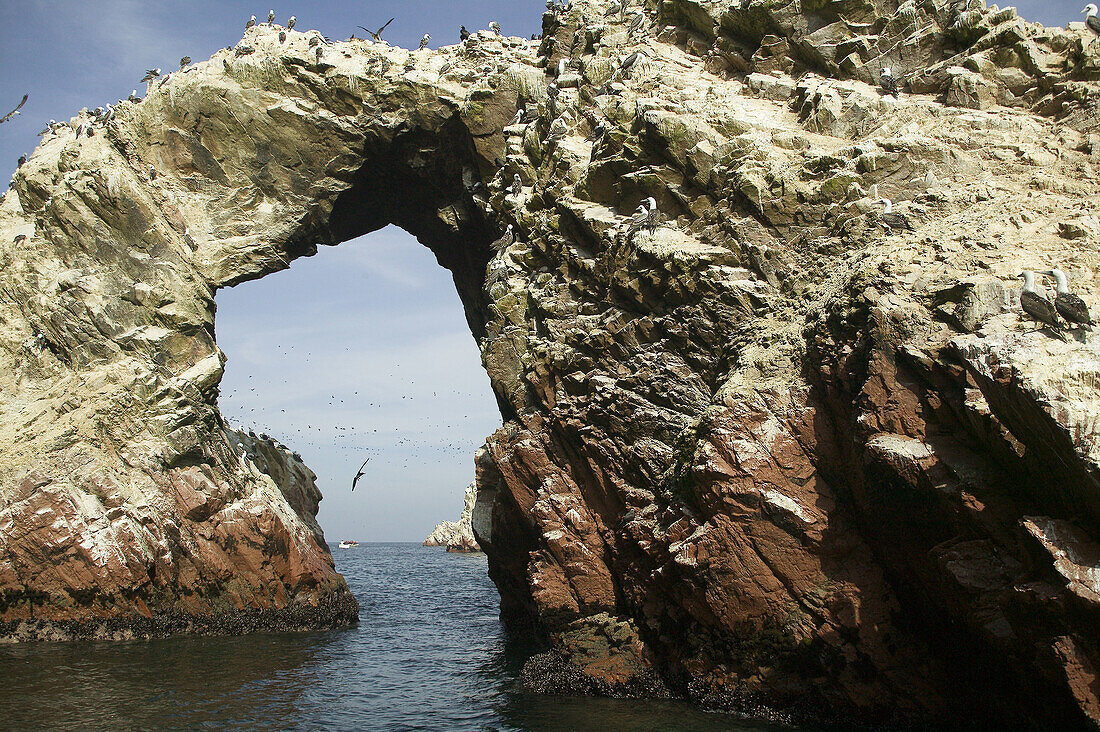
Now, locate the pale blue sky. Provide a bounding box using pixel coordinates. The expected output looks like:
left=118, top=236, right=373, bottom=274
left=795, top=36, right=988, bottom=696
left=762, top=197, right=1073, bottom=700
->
left=0, top=0, right=1083, bottom=540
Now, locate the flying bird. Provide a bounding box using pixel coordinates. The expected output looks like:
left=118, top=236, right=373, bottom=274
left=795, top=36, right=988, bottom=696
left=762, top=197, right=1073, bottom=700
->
left=141, top=68, right=161, bottom=83
left=351, top=457, right=370, bottom=490
left=179, top=56, right=191, bottom=70
left=358, top=18, right=395, bottom=43
left=0, top=94, right=27, bottom=124
left=1043, top=269, right=1093, bottom=329
left=879, top=66, right=899, bottom=97
left=460, top=25, right=470, bottom=41
left=287, top=15, right=296, bottom=29
left=246, top=14, right=257, bottom=29
left=1019, top=270, right=1067, bottom=340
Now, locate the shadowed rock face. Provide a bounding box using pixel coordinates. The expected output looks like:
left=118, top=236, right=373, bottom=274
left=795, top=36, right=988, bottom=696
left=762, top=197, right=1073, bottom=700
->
left=3, top=0, right=1100, bottom=726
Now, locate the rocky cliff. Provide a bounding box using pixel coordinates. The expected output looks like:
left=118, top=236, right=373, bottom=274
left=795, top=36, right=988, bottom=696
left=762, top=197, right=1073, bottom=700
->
left=424, top=482, right=481, bottom=551
left=2, top=0, right=1100, bottom=725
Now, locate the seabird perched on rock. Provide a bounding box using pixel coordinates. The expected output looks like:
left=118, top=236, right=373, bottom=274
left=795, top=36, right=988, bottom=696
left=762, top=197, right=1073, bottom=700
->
left=625, top=202, right=649, bottom=239
left=287, top=15, right=296, bottom=29
left=491, top=224, right=515, bottom=252
left=13, top=234, right=26, bottom=244
left=546, top=116, right=568, bottom=144
left=315, top=45, right=324, bottom=62
left=460, top=25, right=470, bottom=41
left=17, top=154, right=26, bottom=167
left=127, top=89, right=141, bottom=103
left=246, top=14, right=257, bottom=29
left=351, top=457, right=370, bottom=491
left=489, top=20, right=502, bottom=34
left=642, top=196, right=660, bottom=233
left=179, top=56, right=191, bottom=70
left=235, top=43, right=255, bottom=56
left=267, top=9, right=275, bottom=24
left=0, top=94, right=28, bottom=124
left=141, top=68, right=161, bottom=83
left=358, top=18, right=394, bottom=43
left=510, top=173, right=523, bottom=196
left=309, top=35, right=320, bottom=47
left=278, top=30, right=286, bottom=42
left=874, top=197, right=914, bottom=232
left=1084, top=5, right=1100, bottom=42
left=510, top=108, right=524, bottom=126
left=419, top=34, right=431, bottom=50
left=148, top=164, right=157, bottom=180
left=1042, top=269, right=1093, bottom=329
left=627, top=10, right=646, bottom=34
left=880, top=67, right=899, bottom=97
left=1019, top=270, right=1067, bottom=340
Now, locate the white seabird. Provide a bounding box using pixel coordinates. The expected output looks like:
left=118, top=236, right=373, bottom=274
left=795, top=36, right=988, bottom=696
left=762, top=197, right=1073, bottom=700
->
left=287, top=15, right=296, bottom=30
left=1042, top=268, right=1094, bottom=329
left=489, top=20, right=501, bottom=34
left=1084, top=4, right=1100, bottom=44
left=879, top=66, right=899, bottom=96
left=246, top=14, right=256, bottom=29
left=419, top=34, right=431, bottom=50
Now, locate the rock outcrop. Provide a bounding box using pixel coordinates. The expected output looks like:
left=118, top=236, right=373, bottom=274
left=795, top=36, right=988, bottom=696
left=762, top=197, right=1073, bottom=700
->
left=423, top=482, right=481, bottom=551
left=3, top=0, right=1100, bottom=726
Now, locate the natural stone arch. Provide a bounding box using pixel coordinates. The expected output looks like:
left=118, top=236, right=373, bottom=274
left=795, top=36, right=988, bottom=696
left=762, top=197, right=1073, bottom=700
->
left=3, top=1, right=1100, bottom=727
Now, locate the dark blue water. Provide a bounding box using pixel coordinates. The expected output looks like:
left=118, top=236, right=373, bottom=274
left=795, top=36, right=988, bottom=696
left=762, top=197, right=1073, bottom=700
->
left=0, top=544, right=787, bottom=730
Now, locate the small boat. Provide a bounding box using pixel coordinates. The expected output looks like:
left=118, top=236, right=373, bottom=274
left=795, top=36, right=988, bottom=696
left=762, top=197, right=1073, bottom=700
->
left=338, top=540, right=359, bottom=548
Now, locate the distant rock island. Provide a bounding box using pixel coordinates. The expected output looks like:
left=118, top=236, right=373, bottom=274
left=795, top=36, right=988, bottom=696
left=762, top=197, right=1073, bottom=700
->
left=424, top=483, right=481, bottom=553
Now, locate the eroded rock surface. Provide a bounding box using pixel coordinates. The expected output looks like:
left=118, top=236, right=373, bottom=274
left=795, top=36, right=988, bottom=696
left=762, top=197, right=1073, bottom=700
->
left=3, top=0, right=1100, bottom=726
left=424, top=482, right=482, bottom=551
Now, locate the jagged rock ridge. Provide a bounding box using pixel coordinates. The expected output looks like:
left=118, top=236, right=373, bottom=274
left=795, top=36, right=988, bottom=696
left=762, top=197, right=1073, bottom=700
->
left=424, top=482, right=481, bottom=551
left=2, top=0, right=1100, bottom=726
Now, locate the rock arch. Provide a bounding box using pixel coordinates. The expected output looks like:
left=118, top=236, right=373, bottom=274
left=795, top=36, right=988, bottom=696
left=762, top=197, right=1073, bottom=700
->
left=3, top=1, right=1100, bottom=727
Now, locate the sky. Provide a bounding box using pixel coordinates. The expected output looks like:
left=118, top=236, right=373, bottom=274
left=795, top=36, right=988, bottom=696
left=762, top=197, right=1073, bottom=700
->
left=0, top=0, right=1085, bottom=541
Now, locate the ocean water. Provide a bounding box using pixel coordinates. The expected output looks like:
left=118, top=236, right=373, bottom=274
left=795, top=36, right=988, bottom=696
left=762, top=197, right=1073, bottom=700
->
left=0, top=543, right=787, bottom=731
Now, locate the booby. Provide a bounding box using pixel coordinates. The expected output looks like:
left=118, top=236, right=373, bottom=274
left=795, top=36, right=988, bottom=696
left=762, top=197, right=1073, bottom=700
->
left=489, top=20, right=502, bottom=34
left=278, top=30, right=286, bottom=42
left=141, top=68, right=161, bottom=83
left=351, top=457, right=370, bottom=491
left=546, top=116, right=568, bottom=143
left=879, top=67, right=899, bottom=96
left=1084, top=5, right=1100, bottom=42
left=315, top=45, right=324, bottom=62
left=148, top=164, right=157, bottom=180
left=510, top=108, right=524, bottom=125
left=309, top=35, right=320, bottom=47
left=17, top=154, right=26, bottom=167
left=246, top=14, right=257, bottom=29
left=626, top=202, right=649, bottom=239
left=460, top=25, right=470, bottom=41
left=510, top=173, right=523, bottom=196
left=1042, top=269, right=1093, bottom=329
left=179, top=56, right=191, bottom=70
left=628, top=10, right=646, bottom=34
left=235, top=43, right=255, bottom=56
left=556, top=57, right=568, bottom=77
left=287, top=15, right=296, bottom=29
left=127, top=89, right=141, bottom=103
left=0, top=94, right=27, bottom=124
left=1019, top=270, right=1067, bottom=340
left=874, top=197, right=914, bottom=231
left=358, top=18, right=394, bottom=43
left=491, top=224, right=515, bottom=252
left=267, top=9, right=275, bottom=24
left=419, top=33, right=431, bottom=50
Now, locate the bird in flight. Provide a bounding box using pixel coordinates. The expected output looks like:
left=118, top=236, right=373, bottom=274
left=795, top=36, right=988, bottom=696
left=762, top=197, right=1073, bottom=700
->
left=352, top=457, right=370, bottom=491
left=0, top=94, right=27, bottom=124
left=358, top=18, right=395, bottom=43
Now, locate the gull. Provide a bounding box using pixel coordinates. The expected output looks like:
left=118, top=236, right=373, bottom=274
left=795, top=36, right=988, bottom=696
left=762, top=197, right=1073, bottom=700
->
left=351, top=457, right=370, bottom=490
left=246, top=14, right=257, bottom=29
left=358, top=18, right=394, bottom=43
left=179, top=56, right=191, bottom=71
left=0, top=94, right=27, bottom=124
left=419, top=34, right=431, bottom=50
left=1019, top=270, right=1067, bottom=340
left=1042, top=269, right=1093, bottom=329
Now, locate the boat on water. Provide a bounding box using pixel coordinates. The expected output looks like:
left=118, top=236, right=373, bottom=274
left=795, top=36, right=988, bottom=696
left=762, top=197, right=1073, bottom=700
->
left=338, top=540, right=360, bottom=548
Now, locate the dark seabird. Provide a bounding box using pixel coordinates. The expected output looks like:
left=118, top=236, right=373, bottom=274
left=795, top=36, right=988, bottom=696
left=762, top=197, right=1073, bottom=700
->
left=315, top=45, right=324, bottom=62
left=287, top=15, right=296, bottom=29
left=491, top=224, right=515, bottom=252
left=460, top=25, right=470, bottom=41
left=875, top=197, right=914, bottom=231
left=643, top=196, right=660, bottom=233
left=489, top=20, right=502, bottom=34
left=627, top=10, right=645, bottom=34
left=127, top=89, right=141, bottom=103
left=626, top=202, right=648, bottom=239
left=246, top=14, right=257, bottom=29
left=0, top=94, right=28, bottom=124
left=235, top=44, right=255, bottom=57
left=1084, top=5, right=1100, bottom=42
left=546, top=116, right=568, bottom=143
left=267, top=9, right=275, bottom=24
left=179, top=56, right=191, bottom=70
left=17, top=154, right=26, bottom=167
left=148, top=164, right=157, bottom=180
left=510, top=173, right=523, bottom=196
left=358, top=18, right=394, bottom=43
left=879, top=66, right=899, bottom=97
left=141, top=68, right=161, bottom=83
left=278, top=31, right=286, bottom=43
left=351, top=457, right=370, bottom=491
left=510, top=108, right=524, bottom=125
left=1043, top=269, right=1093, bottom=329
left=309, top=35, right=320, bottom=47
left=621, top=51, right=640, bottom=71
left=419, top=33, right=431, bottom=50
left=1019, top=270, right=1068, bottom=340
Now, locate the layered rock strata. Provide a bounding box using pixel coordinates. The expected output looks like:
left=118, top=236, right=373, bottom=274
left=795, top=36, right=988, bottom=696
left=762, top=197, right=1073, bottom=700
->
left=423, top=482, right=482, bottom=551
left=2, top=0, right=1100, bottom=726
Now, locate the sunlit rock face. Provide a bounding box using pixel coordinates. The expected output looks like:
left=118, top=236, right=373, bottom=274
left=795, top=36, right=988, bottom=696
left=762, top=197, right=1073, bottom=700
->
left=3, top=0, right=1100, bottom=725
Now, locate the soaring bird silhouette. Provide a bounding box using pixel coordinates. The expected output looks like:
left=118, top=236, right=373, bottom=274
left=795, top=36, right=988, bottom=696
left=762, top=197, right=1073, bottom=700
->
left=0, top=94, right=27, bottom=124
left=352, top=457, right=370, bottom=491
left=358, top=18, right=395, bottom=43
